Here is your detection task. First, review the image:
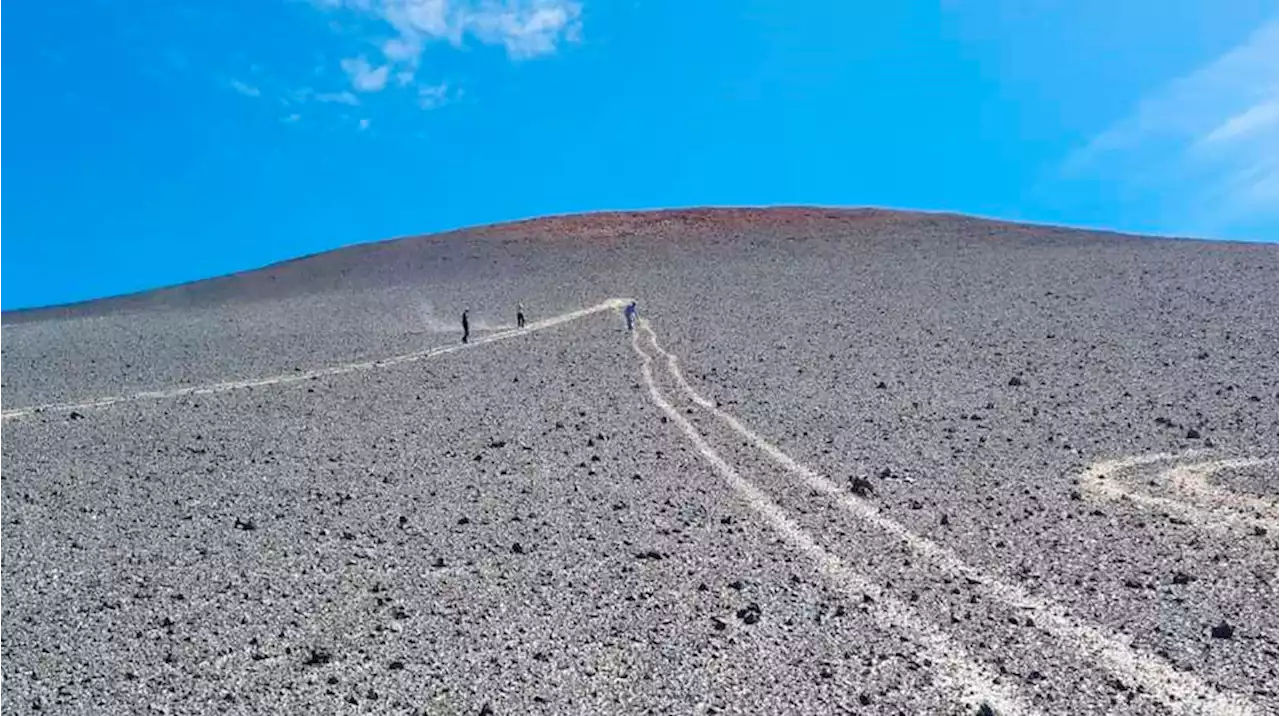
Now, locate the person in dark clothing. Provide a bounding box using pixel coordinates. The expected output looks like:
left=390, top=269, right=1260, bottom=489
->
left=461, top=309, right=470, bottom=344
left=517, top=303, right=526, bottom=329
left=624, top=301, right=638, bottom=331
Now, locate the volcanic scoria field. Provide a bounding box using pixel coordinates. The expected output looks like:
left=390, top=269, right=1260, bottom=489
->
left=2, top=208, right=1277, bottom=715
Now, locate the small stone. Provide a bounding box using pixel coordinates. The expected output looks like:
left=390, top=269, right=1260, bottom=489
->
left=1210, top=622, right=1234, bottom=639
left=736, top=603, right=762, bottom=625
left=511, top=542, right=525, bottom=555
left=432, top=556, right=446, bottom=568
left=875, top=381, right=887, bottom=389
left=976, top=702, right=998, bottom=716
left=849, top=476, right=875, bottom=497
left=479, top=703, right=495, bottom=716
left=711, top=616, right=728, bottom=631
left=234, top=517, right=257, bottom=531
left=635, top=550, right=665, bottom=560
left=389, top=660, right=405, bottom=671
left=1172, top=571, right=1194, bottom=585
left=1185, top=428, right=1201, bottom=439
left=1251, top=526, right=1267, bottom=537
left=68, top=411, right=84, bottom=420
left=858, top=694, right=872, bottom=706
left=457, top=516, right=470, bottom=525
left=303, top=647, right=332, bottom=666
left=1007, top=376, right=1023, bottom=387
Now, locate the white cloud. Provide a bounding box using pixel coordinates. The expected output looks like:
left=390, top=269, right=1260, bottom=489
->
left=281, top=113, right=303, bottom=123
left=299, top=1, right=577, bottom=117
left=464, top=2, right=581, bottom=58
left=320, top=0, right=581, bottom=70
left=229, top=79, right=262, bottom=97
left=315, top=90, right=361, bottom=105
left=359, top=118, right=372, bottom=130
left=417, top=81, right=453, bottom=109
left=341, top=56, right=391, bottom=92
left=1195, top=98, right=1279, bottom=147
left=383, top=36, right=422, bottom=63
left=1064, top=20, right=1278, bottom=235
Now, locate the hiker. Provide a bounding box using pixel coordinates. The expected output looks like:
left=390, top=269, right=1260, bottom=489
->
left=624, top=301, right=638, bottom=331
left=516, top=303, right=526, bottom=329
left=461, top=309, right=470, bottom=344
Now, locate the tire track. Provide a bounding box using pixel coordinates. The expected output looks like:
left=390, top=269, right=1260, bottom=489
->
left=630, top=326, right=1038, bottom=715
left=639, top=319, right=1258, bottom=716
left=1079, top=454, right=1277, bottom=537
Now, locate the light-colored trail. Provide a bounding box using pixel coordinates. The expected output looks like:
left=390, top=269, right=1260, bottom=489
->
left=629, top=327, right=1038, bottom=715
left=1, top=298, right=630, bottom=421
left=639, top=318, right=1259, bottom=716
left=1080, top=454, right=1278, bottom=536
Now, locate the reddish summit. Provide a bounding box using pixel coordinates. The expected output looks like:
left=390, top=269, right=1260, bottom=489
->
left=463, top=206, right=926, bottom=242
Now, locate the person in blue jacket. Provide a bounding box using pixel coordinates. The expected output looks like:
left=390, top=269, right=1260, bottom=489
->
left=624, top=301, right=638, bottom=331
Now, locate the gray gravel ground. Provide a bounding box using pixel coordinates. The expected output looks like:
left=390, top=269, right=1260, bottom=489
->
left=3, top=209, right=1277, bottom=714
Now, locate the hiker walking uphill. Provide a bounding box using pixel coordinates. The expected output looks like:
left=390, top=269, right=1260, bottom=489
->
left=516, top=303, right=526, bottom=329
left=624, top=301, right=638, bottom=331
left=461, top=309, right=470, bottom=344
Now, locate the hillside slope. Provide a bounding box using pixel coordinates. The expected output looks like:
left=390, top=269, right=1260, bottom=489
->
left=3, top=208, right=1277, bottom=714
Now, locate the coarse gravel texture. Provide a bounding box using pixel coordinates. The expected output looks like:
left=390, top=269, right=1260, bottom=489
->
left=3, top=207, right=1277, bottom=715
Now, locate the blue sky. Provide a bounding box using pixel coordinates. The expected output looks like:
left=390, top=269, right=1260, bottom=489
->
left=5, top=0, right=1277, bottom=310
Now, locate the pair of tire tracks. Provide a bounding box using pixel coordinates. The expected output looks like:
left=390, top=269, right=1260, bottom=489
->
left=631, top=318, right=1257, bottom=716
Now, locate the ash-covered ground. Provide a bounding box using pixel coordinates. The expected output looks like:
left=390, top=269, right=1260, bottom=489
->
left=3, top=208, right=1277, bottom=715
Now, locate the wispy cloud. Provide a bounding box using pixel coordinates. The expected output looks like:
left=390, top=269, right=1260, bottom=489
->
left=417, top=81, right=456, bottom=109
left=315, top=90, right=361, bottom=105
left=358, top=118, right=372, bottom=131
left=318, top=0, right=581, bottom=94
left=341, top=56, right=391, bottom=92
left=229, top=79, right=262, bottom=98
left=1063, top=20, right=1278, bottom=236
left=464, top=1, right=582, bottom=59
